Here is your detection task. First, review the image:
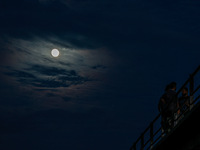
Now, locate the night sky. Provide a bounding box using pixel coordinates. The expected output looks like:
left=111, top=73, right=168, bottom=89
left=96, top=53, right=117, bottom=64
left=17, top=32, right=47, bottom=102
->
left=0, top=0, right=200, bottom=150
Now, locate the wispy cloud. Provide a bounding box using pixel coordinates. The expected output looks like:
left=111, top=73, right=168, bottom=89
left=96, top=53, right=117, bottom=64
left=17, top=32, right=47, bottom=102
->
left=0, top=36, right=113, bottom=111
left=5, top=63, right=90, bottom=88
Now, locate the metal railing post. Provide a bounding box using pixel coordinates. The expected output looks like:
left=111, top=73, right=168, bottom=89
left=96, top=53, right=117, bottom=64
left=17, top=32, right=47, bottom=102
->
left=189, top=74, right=194, bottom=96
left=141, top=133, right=144, bottom=150
left=189, top=96, right=194, bottom=110
left=150, top=122, right=154, bottom=149
left=130, top=142, right=136, bottom=150
left=133, top=143, right=136, bottom=150
left=189, top=75, right=194, bottom=110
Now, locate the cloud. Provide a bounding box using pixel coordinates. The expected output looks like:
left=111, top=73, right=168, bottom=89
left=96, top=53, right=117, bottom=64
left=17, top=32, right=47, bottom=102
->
left=0, top=0, right=103, bottom=49
left=0, top=0, right=150, bottom=51
left=0, top=35, right=113, bottom=112
left=62, top=96, right=71, bottom=102
left=1, top=0, right=199, bottom=54
left=28, top=65, right=71, bottom=76
left=92, top=65, right=107, bottom=70
left=46, top=92, right=58, bottom=97
left=5, top=70, right=36, bottom=79
left=5, top=65, right=90, bottom=88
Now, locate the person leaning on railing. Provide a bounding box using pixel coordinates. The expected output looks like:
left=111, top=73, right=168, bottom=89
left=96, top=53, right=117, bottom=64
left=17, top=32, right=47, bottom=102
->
left=158, top=82, right=178, bottom=135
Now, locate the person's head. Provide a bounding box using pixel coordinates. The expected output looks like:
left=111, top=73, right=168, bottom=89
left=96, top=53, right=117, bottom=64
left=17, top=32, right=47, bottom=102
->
left=182, top=87, right=188, bottom=96
left=169, top=82, right=177, bottom=91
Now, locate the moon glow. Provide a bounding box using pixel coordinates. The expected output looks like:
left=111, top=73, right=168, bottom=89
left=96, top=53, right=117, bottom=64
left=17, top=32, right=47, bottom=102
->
left=51, top=49, right=60, bottom=57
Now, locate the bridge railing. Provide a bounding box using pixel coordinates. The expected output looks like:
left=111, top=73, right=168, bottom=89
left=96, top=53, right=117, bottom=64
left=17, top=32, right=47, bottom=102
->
left=130, top=65, right=200, bottom=150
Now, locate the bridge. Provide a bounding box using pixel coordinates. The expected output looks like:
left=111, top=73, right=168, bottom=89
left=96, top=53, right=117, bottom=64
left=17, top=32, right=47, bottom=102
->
left=130, top=65, right=200, bottom=150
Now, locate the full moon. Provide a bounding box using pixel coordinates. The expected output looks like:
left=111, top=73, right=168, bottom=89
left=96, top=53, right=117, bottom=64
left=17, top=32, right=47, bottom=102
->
left=51, top=49, right=60, bottom=57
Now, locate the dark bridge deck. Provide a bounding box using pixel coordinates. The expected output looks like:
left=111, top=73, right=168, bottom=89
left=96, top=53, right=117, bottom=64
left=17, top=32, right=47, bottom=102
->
left=153, top=101, right=200, bottom=150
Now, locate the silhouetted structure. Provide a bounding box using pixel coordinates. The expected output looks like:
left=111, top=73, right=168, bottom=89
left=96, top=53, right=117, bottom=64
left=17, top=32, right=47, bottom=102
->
left=130, top=65, right=200, bottom=150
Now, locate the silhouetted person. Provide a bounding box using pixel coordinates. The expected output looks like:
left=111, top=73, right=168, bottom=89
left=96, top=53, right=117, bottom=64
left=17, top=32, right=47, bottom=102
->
left=158, top=82, right=178, bottom=134
left=178, top=87, right=190, bottom=117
